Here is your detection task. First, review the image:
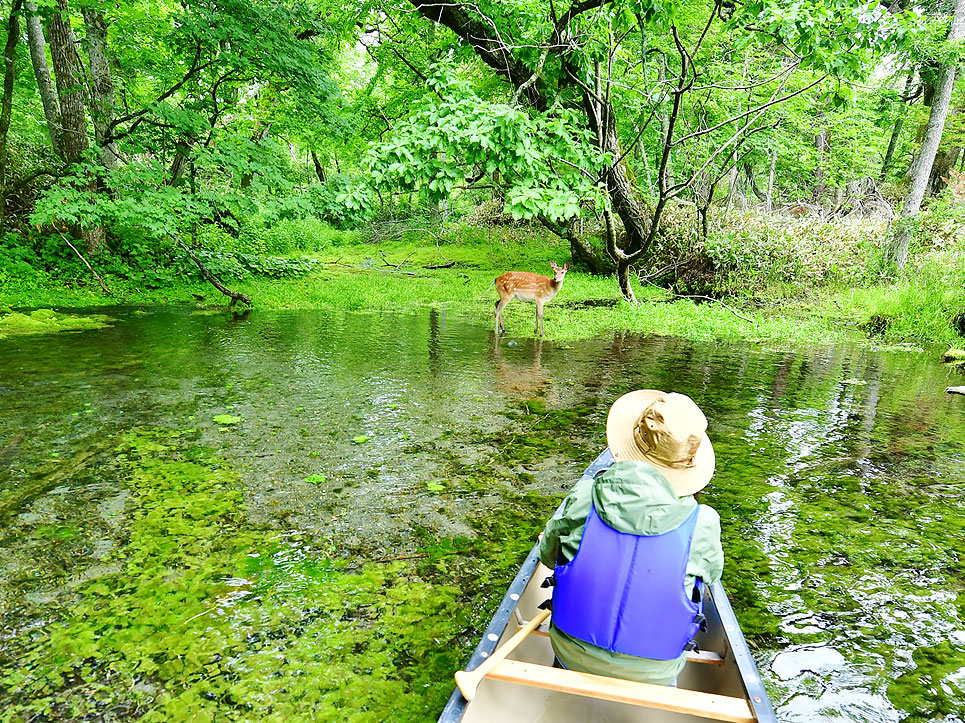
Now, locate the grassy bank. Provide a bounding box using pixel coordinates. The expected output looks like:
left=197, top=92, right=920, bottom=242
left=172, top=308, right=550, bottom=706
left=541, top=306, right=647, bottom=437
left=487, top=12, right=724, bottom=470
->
left=2, top=220, right=964, bottom=349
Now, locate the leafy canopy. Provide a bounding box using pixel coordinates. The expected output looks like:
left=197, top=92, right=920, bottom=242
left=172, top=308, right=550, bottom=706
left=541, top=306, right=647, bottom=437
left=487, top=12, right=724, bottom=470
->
left=366, top=69, right=608, bottom=222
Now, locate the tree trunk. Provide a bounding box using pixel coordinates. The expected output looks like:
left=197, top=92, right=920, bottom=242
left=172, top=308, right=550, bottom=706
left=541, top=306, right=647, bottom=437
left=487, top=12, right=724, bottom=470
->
left=888, top=0, right=965, bottom=269
left=1, top=0, right=23, bottom=190
left=311, top=149, right=326, bottom=183
left=167, top=144, right=190, bottom=186
left=635, top=124, right=654, bottom=196
left=813, top=126, right=829, bottom=203
left=880, top=114, right=905, bottom=182
left=635, top=23, right=654, bottom=197
left=928, top=143, right=960, bottom=195
left=47, top=0, right=88, bottom=163
left=723, top=158, right=740, bottom=213
left=25, top=1, right=62, bottom=156
left=48, top=0, right=105, bottom=255
left=240, top=123, right=271, bottom=188
left=538, top=213, right=613, bottom=274
left=578, top=76, right=652, bottom=260
left=81, top=7, right=119, bottom=169
left=766, top=148, right=777, bottom=210
left=656, top=53, right=674, bottom=189
left=617, top=260, right=636, bottom=303
left=880, top=74, right=914, bottom=182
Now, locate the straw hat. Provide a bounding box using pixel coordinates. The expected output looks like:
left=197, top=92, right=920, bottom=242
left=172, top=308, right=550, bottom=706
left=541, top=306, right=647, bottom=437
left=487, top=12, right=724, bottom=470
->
left=606, top=390, right=715, bottom=496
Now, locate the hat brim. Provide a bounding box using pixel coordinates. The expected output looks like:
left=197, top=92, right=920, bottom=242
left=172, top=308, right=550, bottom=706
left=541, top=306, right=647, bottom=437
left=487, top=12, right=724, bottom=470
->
left=605, top=389, right=715, bottom=497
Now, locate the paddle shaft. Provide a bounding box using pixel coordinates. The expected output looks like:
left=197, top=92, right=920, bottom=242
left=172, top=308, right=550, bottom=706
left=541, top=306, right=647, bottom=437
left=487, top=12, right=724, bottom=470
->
left=455, top=608, right=551, bottom=701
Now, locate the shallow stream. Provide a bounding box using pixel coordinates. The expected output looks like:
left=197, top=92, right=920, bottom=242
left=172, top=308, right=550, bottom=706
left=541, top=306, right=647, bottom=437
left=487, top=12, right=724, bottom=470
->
left=1, top=306, right=963, bottom=721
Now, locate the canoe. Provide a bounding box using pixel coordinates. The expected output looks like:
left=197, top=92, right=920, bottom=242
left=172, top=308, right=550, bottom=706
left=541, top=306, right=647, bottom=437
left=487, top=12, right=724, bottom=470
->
left=438, top=449, right=777, bottom=723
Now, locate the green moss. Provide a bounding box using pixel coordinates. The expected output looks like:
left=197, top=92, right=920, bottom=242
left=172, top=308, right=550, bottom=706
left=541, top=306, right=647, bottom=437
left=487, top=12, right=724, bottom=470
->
left=0, top=309, right=111, bottom=337
left=1, top=430, right=472, bottom=722
left=488, top=400, right=601, bottom=464
left=887, top=640, right=965, bottom=719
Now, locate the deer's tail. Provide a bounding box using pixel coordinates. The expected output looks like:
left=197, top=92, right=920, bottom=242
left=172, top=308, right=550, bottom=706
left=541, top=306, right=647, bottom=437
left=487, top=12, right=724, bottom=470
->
left=487, top=279, right=496, bottom=290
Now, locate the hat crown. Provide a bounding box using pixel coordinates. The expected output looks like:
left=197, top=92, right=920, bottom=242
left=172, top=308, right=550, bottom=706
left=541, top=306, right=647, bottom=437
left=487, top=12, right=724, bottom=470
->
left=605, top=389, right=715, bottom=496
left=633, top=393, right=707, bottom=469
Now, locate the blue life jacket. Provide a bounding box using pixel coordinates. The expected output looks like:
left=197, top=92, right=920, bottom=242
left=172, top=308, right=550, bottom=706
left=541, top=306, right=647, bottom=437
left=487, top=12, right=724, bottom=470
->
left=552, top=503, right=703, bottom=661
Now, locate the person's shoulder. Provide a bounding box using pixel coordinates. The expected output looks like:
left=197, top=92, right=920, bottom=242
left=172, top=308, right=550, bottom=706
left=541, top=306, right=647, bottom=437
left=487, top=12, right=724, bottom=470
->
left=696, top=503, right=721, bottom=526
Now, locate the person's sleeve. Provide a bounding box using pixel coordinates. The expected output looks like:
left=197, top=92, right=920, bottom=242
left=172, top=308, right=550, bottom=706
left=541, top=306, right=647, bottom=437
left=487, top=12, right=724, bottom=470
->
left=538, top=476, right=594, bottom=568
left=688, top=505, right=724, bottom=585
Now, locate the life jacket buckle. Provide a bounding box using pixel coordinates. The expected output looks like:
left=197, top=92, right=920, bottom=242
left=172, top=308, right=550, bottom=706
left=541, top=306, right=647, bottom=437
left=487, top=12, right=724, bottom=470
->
left=538, top=598, right=553, bottom=611
left=541, top=574, right=556, bottom=588
left=693, top=613, right=707, bottom=631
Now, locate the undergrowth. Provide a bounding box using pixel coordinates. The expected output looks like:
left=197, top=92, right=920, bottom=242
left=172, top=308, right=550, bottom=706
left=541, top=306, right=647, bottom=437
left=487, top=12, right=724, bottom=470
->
left=2, top=205, right=963, bottom=347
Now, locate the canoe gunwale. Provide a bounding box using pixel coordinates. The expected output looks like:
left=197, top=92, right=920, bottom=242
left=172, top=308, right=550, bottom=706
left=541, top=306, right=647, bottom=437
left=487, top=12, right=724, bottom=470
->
left=439, top=450, right=614, bottom=722
left=437, top=541, right=542, bottom=721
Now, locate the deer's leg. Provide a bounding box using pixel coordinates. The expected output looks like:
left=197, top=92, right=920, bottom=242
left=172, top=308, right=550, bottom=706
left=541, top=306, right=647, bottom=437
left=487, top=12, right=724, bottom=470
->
left=535, top=301, right=544, bottom=336
left=495, top=298, right=509, bottom=334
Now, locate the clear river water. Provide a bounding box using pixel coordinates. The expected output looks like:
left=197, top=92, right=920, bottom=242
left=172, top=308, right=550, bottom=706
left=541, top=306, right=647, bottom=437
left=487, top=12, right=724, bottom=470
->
left=1, top=306, right=963, bottom=722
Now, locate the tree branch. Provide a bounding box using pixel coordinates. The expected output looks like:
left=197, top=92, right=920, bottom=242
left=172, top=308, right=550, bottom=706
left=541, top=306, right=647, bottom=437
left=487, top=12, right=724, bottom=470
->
left=177, top=239, right=252, bottom=306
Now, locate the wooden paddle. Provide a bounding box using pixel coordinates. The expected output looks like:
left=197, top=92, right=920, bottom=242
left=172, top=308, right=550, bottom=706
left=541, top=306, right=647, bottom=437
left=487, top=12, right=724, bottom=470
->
left=455, top=608, right=552, bottom=701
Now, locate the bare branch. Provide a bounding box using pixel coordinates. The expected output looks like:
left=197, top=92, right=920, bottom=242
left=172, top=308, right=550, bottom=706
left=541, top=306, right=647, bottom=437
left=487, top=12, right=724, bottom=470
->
left=672, top=68, right=818, bottom=148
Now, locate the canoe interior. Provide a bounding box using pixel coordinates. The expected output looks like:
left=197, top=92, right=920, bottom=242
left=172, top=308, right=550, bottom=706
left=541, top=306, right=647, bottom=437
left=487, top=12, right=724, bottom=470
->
left=438, top=449, right=776, bottom=723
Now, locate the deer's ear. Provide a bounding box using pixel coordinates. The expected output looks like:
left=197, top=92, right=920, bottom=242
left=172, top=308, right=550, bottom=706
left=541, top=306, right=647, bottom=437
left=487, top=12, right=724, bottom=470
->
left=563, top=263, right=570, bottom=271
left=550, top=262, right=559, bottom=270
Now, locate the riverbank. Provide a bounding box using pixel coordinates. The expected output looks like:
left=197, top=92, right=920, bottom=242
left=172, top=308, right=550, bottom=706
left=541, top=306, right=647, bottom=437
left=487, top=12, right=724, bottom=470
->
left=2, top=222, right=964, bottom=349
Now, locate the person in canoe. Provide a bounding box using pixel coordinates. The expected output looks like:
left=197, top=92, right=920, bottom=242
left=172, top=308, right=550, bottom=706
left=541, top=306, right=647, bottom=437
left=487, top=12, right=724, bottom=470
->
left=538, top=390, right=724, bottom=687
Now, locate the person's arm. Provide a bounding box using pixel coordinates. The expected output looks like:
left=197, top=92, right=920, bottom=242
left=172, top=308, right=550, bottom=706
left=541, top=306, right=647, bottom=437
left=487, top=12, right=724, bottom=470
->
left=688, top=505, right=724, bottom=585
left=538, top=476, right=594, bottom=568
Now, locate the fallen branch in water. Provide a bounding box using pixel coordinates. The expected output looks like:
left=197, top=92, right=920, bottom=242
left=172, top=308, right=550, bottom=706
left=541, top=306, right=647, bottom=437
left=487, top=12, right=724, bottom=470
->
left=380, top=250, right=414, bottom=270
left=177, top=240, right=252, bottom=306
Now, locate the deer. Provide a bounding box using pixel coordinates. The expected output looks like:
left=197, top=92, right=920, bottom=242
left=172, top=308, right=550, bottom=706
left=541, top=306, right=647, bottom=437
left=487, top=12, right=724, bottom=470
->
left=489, top=262, right=569, bottom=336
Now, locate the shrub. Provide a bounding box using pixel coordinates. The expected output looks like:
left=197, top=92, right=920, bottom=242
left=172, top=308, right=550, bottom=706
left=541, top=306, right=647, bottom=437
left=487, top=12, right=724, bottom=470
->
left=642, top=210, right=891, bottom=295
left=0, top=234, right=44, bottom=282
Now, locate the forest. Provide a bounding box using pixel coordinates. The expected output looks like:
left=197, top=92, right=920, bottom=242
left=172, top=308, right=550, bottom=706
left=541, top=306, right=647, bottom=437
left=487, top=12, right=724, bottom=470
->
left=0, top=0, right=963, bottom=345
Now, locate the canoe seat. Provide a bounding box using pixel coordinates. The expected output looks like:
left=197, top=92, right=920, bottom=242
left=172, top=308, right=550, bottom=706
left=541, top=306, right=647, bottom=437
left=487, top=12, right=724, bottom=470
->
left=486, top=659, right=756, bottom=723
left=518, top=622, right=725, bottom=665
left=687, top=649, right=726, bottom=666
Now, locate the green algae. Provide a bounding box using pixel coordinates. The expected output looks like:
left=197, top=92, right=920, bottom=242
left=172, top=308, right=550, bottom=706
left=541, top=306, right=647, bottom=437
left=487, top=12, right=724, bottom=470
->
left=887, top=638, right=965, bottom=720
left=0, top=309, right=111, bottom=338
left=0, top=430, right=476, bottom=722
left=489, top=398, right=601, bottom=465
left=0, top=428, right=570, bottom=723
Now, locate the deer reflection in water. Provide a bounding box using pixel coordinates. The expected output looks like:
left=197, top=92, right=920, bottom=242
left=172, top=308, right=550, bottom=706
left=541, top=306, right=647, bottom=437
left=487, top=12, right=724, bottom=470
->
left=491, top=337, right=554, bottom=400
